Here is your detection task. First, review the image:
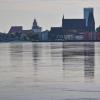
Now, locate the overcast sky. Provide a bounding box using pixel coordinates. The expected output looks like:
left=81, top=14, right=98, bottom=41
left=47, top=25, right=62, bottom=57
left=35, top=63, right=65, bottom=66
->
left=0, top=0, right=100, bottom=32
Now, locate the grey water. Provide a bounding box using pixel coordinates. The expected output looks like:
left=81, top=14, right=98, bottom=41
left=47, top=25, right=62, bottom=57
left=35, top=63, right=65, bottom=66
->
left=0, top=42, right=100, bottom=100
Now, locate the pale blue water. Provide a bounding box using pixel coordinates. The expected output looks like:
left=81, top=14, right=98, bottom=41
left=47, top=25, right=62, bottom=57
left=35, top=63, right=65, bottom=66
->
left=0, top=42, right=100, bottom=100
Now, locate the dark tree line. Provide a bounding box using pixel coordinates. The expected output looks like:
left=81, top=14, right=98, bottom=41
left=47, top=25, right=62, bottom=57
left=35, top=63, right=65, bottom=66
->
left=96, top=26, right=100, bottom=32
left=0, top=32, right=41, bottom=42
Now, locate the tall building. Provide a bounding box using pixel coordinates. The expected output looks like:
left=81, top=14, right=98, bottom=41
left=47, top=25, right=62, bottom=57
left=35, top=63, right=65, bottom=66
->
left=84, top=8, right=95, bottom=40
left=87, top=11, right=95, bottom=32
left=32, top=19, right=42, bottom=33
left=84, top=8, right=94, bottom=27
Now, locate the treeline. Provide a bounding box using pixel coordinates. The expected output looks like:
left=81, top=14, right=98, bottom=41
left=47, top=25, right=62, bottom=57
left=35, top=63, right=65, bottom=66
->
left=0, top=32, right=40, bottom=42
left=96, top=26, right=100, bottom=32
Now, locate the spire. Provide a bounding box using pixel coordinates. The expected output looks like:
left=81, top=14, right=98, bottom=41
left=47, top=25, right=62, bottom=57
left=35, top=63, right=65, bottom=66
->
left=63, top=14, right=64, bottom=20
left=32, top=18, right=42, bottom=33
left=62, top=14, right=64, bottom=27
left=33, top=19, right=38, bottom=28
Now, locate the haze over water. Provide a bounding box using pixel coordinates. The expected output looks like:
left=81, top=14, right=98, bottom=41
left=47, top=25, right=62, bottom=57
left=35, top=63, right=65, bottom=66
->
left=0, top=42, right=100, bottom=100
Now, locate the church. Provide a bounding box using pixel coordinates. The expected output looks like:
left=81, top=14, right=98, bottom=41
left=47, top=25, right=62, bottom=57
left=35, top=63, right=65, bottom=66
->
left=49, top=8, right=95, bottom=41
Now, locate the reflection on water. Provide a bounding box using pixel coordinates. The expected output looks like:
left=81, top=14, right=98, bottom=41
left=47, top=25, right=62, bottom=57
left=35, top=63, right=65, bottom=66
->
left=10, top=43, right=23, bottom=68
left=84, top=43, right=95, bottom=81
left=32, top=43, right=40, bottom=65
left=62, top=42, right=95, bottom=82
left=0, top=42, right=100, bottom=100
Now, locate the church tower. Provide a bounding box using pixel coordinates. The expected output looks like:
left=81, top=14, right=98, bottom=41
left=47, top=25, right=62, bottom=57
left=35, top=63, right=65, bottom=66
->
left=87, top=11, right=95, bottom=32
left=32, top=19, right=38, bottom=28
left=84, top=8, right=93, bottom=26
left=62, top=15, right=64, bottom=27
left=84, top=8, right=95, bottom=32
left=32, top=19, right=42, bottom=33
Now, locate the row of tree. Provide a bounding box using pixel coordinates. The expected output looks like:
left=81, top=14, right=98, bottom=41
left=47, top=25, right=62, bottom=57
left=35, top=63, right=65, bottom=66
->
left=96, top=26, right=100, bottom=32
left=0, top=32, right=40, bottom=42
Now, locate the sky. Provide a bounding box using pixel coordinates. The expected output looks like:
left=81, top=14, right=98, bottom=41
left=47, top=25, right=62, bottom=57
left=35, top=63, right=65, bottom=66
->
left=0, top=0, right=100, bottom=33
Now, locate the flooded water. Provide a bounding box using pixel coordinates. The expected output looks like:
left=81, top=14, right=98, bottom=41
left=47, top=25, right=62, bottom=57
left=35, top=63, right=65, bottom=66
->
left=0, top=42, right=100, bottom=100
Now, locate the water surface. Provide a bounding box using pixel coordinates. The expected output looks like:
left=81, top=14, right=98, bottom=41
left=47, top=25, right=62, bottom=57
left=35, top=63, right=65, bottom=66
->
left=0, top=42, right=100, bottom=100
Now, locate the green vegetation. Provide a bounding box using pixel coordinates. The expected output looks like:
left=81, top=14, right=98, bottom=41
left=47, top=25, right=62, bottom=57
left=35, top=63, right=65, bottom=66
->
left=96, top=26, right=100, bottom=32
left=0, top=32, right=41, bottom=42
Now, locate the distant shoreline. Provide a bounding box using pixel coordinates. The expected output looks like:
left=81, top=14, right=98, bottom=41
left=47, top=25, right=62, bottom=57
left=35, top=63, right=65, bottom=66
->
left=0, top=41, right=100, bottom=43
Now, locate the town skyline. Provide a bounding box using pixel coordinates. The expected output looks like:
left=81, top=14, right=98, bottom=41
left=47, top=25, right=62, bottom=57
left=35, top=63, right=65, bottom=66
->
left=0, top=0, right=100, bottom=32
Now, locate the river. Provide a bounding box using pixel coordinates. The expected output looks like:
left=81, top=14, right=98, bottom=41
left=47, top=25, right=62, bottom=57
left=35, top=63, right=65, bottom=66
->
left=0, top=42, right=100, bottom=100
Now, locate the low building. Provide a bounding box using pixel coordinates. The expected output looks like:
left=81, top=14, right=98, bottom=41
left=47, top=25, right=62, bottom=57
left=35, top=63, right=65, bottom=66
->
left=49, top=27, right=63, bottom=41
left=96, top=32, right=100, bottom=41
left=40, top=30, right=49, bottom=41
left=8, top=26, right=23, bottom=34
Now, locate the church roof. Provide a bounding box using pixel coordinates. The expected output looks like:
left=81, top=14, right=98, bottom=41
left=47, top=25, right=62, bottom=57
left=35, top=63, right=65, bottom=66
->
left=62, top=19, right=86, bottom=29
left=50, top=27, right=63, bottom=34
left=8, top=26, right=23, bottom=33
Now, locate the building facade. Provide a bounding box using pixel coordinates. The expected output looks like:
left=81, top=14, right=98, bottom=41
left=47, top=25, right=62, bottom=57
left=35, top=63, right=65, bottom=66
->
left=49, top=8, right=95, bottom=41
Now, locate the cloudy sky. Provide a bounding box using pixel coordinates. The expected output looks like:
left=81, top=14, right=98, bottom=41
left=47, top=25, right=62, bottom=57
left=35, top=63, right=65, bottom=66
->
left=0, top=0, right=100, bottom=32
